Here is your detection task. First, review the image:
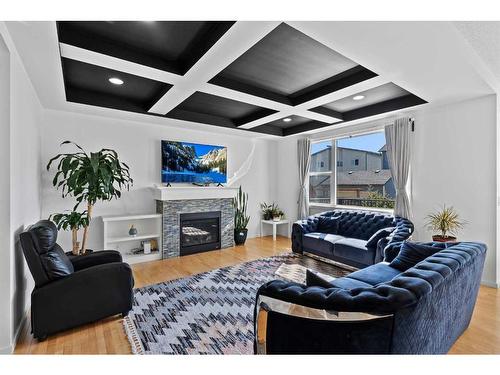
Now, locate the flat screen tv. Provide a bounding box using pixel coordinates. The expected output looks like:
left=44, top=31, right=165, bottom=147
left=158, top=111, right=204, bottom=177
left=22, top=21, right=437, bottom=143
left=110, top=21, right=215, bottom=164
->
left=161, top=140, right=227, bottom=184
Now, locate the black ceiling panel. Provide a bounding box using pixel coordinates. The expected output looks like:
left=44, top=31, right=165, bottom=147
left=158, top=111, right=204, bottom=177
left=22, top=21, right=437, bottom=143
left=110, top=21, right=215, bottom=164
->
left=310, top=82, right=427, bottom=125
left=210, top=23, right=377, bottom=105
left=57, top=21, right=235, bottom=75
left=165, top=91, right=277, bottom=130
left=62, top=58, right=172, bottom=113
left=265, top=115, right=315, bottom=129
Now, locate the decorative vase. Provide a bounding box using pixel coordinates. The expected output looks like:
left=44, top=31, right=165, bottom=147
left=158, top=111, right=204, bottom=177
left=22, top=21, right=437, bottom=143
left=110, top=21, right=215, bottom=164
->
left=234, top=228, right=248, bottom=245
left=129, top=225, right=138, bottom=237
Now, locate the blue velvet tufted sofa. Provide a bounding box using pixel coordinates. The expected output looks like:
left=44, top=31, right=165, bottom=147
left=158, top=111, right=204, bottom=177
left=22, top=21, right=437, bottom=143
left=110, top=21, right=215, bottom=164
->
left=254, top=241, right=486, bottom=354
left=292, top=210, right=414, bottom=268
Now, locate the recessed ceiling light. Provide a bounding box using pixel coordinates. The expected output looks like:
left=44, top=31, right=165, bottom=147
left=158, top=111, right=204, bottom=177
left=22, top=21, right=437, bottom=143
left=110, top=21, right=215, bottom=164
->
left=109, top=77, right=124, bottom=85
left=352, top=95, right=365, bottom=101
left=283, top=118, right=292, bottom=122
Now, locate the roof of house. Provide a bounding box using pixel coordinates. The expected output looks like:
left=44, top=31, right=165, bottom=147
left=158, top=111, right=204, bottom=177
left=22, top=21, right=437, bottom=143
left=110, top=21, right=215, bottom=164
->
left=311, top=146, right=383, bottom=157
left=337, top=169, right=392, bottom=186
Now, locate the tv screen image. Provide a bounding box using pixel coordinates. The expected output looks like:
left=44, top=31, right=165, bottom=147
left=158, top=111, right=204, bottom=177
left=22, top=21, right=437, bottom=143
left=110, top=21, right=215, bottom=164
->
left=161, top=140, right=227, bottom=184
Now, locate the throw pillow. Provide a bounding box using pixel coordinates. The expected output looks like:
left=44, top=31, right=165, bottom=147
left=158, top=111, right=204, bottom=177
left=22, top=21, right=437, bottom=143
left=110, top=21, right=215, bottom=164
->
left=40, top=245, right=74, bottom=280
left=390, top=241, right=443, bottom=272
left=317, top=216, right=340, bottom=234
left=306, top=269, right=335, bottom=288
left=366, top=227, right=396, bottom=248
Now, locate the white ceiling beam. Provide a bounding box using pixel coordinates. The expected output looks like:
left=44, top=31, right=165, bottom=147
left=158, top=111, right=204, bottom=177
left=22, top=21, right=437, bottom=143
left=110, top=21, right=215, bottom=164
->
left=148, top=21, right=281, bottom=115
left=199, top=82, right=340, bottom=123
left=296, top=76, right=390, bottom=110
left=59, top=43, right=182, bottom=85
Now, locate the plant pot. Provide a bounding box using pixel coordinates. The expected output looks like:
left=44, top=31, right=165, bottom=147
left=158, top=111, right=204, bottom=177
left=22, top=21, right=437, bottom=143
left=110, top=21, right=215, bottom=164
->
left=432, top=235, right=457, bottom=243
left=272, top=216, right=281, bottom=222
left=234, top=228, right=248, bottom=245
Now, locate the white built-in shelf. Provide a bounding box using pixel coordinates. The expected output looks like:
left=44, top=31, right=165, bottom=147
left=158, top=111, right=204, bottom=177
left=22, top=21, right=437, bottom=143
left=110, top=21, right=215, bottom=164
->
left=107, top=233, right=161, bottom=244
left=101, top=213, right=162, bottom=264
left=124, top=251, right=162, bottom=265
left=102, top=213, right=162, bottom=222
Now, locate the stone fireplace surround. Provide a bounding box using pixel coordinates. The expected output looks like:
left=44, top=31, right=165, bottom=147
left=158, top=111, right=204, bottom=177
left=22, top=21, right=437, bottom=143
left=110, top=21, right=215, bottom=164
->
left=154, top=187, right=238, bottom=258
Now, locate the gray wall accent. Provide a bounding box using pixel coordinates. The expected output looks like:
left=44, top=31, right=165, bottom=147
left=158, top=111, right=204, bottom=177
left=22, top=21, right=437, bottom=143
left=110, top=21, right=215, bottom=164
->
left=156, top=198, right=235, bottom=258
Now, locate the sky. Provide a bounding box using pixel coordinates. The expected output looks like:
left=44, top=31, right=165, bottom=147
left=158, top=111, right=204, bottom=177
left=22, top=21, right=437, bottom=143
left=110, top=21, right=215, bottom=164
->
left=311, top=132, right=386, bottom=154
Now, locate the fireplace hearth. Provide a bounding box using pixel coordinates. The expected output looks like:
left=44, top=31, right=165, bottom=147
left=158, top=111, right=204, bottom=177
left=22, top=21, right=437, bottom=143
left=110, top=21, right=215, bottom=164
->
left=179, top=211, right=221, bottom=256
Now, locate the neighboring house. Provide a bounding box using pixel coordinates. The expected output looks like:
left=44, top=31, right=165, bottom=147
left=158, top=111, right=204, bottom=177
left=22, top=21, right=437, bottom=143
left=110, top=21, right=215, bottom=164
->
left=310, top=146, right=383, bottom=172
left=310, top=144, right=395, bottom=201
left=337, top=169, right=395, bottom=199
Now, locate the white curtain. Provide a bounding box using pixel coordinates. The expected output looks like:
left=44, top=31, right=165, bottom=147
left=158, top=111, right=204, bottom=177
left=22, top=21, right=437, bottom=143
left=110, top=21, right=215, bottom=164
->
left=385, top=117, right=412, bottom=219
left=297, top=138, right=311, bottom=219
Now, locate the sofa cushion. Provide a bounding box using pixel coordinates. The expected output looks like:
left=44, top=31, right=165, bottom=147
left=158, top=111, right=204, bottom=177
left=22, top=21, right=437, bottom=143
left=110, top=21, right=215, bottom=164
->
left=336, top=212, right=395, bottom=240
left=347, top=262, right=401, bottom=286
left=366, top=227, right=395, bottom=248
left=39, top=244, right=74, bottom=280
left=330, top=276, right=372, bottom=290
left=390, top=241, right=443, bottom=271
left=303, top=233, right=344, bottom=257
left=333, top=238, right=374, bottom=267
left=317, top=216, right=340, bottom=234
left=305, top=269, right=335, bottom=288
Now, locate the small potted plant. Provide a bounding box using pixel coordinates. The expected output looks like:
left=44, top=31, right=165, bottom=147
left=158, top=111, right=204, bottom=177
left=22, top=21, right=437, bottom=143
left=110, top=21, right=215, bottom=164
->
left=273, top=209, right=285, bottom=222
left=426, top=205, right=466, bottom=242
left=49, top=211, right=89, bottom=255
left=260, top=202, right=284, bottom=221
left=234, top=186, right=250, bottom=245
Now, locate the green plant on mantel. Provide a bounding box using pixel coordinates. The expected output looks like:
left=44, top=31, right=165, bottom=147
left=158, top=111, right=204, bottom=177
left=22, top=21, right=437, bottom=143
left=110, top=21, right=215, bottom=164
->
left=234, top=186, right=250, bottom=231
left=49, top=211, right=89, bottom=255
left=47, top=141, right=133, bottom=254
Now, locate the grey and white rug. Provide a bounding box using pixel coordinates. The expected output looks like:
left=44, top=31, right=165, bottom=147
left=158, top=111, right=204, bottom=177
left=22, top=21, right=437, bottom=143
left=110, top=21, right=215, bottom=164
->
left=123, top=252, right=349, bottom=355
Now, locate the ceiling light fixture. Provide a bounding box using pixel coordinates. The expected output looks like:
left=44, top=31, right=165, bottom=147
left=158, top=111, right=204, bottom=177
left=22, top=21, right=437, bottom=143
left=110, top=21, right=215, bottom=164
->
left=283, top=118, right=292, bottom=122
left=352, top=95, right=365, bottom=101
left=108, top=77, right=124, bottom=85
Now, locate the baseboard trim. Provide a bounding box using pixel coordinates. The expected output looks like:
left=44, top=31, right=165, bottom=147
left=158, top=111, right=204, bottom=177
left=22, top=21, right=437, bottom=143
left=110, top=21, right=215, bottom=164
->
left=481, top=280, right=499, bottom=288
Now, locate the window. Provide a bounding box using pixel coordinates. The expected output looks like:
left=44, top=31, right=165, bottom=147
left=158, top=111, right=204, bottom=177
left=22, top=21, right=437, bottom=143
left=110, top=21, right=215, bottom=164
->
left=309, top=140, right=332, bottom=204
left=309, top=131, right=395, bottom=210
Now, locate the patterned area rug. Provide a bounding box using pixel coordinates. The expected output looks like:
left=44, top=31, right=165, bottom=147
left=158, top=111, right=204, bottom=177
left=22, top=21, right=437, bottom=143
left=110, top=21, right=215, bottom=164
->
left=123, top=252, right=350, bottom=355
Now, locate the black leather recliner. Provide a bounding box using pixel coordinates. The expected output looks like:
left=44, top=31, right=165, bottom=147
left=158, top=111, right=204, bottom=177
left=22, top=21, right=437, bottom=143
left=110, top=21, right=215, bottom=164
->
left=20, top=220, right=134, bottom=340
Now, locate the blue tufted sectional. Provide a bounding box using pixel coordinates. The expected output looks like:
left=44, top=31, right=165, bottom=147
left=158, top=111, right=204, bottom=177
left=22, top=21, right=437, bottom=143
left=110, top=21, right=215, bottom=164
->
left=254, top=241, right=487, bottom=354
left=292, top=210, right=414, bottom=268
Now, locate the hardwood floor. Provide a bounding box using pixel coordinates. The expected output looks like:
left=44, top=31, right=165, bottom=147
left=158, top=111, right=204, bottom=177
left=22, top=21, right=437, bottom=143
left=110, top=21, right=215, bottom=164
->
left=14, top=236, right=500, bottom=354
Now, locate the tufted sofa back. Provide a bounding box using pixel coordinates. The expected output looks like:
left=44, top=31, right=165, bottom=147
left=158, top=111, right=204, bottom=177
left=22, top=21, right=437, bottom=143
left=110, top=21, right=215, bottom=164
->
left=321, top=210, right=410, bottom=240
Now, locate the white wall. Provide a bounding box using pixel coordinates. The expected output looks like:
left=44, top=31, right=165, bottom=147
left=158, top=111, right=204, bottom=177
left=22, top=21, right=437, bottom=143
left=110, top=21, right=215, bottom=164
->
left=411, top=95, right=497, bottom=286
left=0, top=25, right=42, bottom=354
left=40, top=110, right=278, bottom=251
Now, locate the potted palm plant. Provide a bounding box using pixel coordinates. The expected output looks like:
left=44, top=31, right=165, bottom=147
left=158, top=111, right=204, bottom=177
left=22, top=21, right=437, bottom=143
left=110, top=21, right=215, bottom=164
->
left=234, top=186, right=250, bottom=245
left=47, top=141, right=133, bottom=254
left=426, top=205, right=466, bottom=242
left=49, top=211, right=89, bottom=255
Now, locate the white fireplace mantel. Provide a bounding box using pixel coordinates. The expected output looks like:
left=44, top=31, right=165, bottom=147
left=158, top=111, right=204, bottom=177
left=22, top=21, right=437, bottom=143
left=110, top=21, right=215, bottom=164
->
left=153, top=185, right=240, bottom=201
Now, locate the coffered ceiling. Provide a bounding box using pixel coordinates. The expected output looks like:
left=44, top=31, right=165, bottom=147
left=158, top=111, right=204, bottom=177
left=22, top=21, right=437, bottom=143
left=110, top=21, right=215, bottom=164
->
left=55, top=21, right=425, bottom=136
left=5, top=21, right=496, bottom=138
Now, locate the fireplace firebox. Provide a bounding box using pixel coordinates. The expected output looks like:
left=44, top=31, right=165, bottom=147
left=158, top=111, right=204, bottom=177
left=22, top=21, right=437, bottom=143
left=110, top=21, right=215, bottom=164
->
left=179, top=211, right=221, bottom=256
